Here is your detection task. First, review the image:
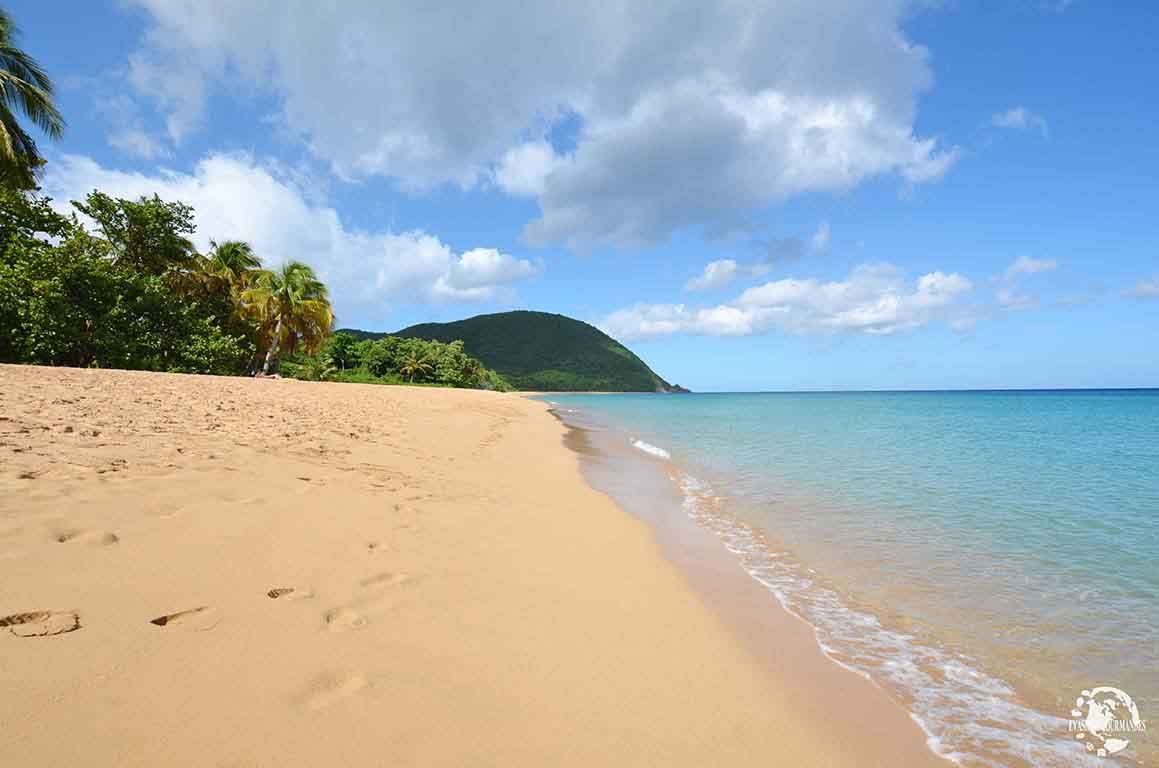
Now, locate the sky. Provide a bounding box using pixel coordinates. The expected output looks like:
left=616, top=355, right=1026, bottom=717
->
left=10, top=0, right=1159, bottom=391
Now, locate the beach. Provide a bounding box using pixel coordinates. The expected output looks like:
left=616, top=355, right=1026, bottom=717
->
left=0, top=364, right=944, bottom=767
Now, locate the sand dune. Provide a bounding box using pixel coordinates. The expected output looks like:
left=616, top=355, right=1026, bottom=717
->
left=0, top=364, right=943, bottom=767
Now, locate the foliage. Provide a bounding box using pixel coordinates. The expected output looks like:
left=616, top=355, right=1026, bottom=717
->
left=279, top=331, right=510, bottom=390
left=279, top=354, right=337, bottom=382
left=0, top=197, right=251, bottom=373
left=72, top=191, right=197, bottom=275
left=241, top=260, right=334, bottom=373
left=0, top=9, right=64, bottom=189
left=346, top=310, right=679, bottom=392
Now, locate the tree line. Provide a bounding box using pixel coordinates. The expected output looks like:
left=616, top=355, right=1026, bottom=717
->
left=0, top=7, right=507, bottom=391
left=292, top=333, right=509, bottom=390
left=0, top=186, right=335, bottom=377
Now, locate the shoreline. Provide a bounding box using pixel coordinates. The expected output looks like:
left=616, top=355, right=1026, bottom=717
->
left=3, top=365, right=941, bottom=766
left=542, top=396, right=1134, bottom=768
left=547, top=410, right=954, bottom=766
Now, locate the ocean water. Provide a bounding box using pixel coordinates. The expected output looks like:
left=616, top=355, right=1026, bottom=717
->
left=543, top=391, right=1159, bottom=767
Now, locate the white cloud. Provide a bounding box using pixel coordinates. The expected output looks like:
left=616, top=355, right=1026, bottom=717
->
left=434, top=247, right=540, bottom=300
left=107, top=128, right=170, bottom=160
left=93, top=93, right=171, bottom=160
left=124, top=0, right=958, bottom=246
left=41, top=153, right=538, bottom=321
left=688, top=222, right=830, bottom=292
left=686, top=260, right=739, bottom=292
left=604, top=263, right=973, bottom=340
left=493, top=141, right=562, bottom=198
left=1001, top=256, right=1058, bottom=281
left=1125, top=277, right=1159, bottom=299
left=127, top=46, right=212, bottom=145
left=1004, top=256, right=1058, bottom=277
left=992, top=256, right=1058, bottom=309
left=991, top=107, right=1049, bottom=137
left=996, top=288, right=1038, bottom=311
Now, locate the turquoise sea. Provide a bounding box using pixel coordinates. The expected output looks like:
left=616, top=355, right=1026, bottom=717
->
left=542, top=390, right=1158, bottom=767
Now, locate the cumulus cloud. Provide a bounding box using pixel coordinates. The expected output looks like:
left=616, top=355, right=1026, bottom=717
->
left=42, top=154, right=538, bottom=319
left=604, top=263, right=973, bottom=340
left=686, top=259, right=751, bottom=292
left=493, top=141, right=562, bottom=198
left=124, top=0, right=958, bottom=246
left=434, top=247, right=539, bottom=300
left=991, top=107, right=1049, bottom=137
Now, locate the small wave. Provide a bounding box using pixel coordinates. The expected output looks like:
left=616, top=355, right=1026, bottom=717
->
left=631, top=438, right=671, bottom=459
left=675, top=473, right=1101, bottom=768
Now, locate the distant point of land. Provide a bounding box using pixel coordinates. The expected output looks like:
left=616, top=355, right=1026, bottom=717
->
left=343, top=310, right=688, bottom=393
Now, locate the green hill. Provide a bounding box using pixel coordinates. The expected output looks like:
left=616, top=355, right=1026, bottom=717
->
left=342, top=311, right=686, bottom=392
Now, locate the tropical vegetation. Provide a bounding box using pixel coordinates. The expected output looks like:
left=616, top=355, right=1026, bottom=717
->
left=279, top=333, right=510, bottom=390
left=0, top=182, right=512, bottom=391
left=0, top=187, right=320, bottom=375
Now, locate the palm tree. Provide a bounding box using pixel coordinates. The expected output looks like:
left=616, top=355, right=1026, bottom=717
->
left=206, top=240, right=262, bottom=289
left=399, top=353, right=433, bottom=382
left=173, top=239, right=262, bottom=301
left=241, top=260, right=334, bottom=375
left=201, top=239, right=262, bottom=303
left=0, top=9, right=64, bottom=189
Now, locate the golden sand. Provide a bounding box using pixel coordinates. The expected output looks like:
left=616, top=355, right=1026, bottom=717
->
left=0, top=365, right=944, bottom=766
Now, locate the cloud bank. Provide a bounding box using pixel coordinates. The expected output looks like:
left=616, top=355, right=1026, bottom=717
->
left=605, top=264, right=973, bottom=340
left=124, top=0, right=958, bottom=247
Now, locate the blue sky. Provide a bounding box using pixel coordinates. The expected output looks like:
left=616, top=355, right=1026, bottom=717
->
left=11, top=0, right=1159, bottom=390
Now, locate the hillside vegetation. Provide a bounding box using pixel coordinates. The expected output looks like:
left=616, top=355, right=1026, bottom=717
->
left=282, top=334, right=510, bottom=390
left=344, top=311, right=685, bottom=392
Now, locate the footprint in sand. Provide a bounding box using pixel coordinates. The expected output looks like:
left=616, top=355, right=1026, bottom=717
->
left=323, top=607, right=367, bottom=632
left=267, top=587, right=314, bottom=601
left=359, top=571, right=412, bottom=589
left=53, top=529, right=119, bottom=546
left=1, top=611, right=80, bottom=637
left=149, top=606, right=221, bottom=631
left=145, top=504, right=182, bottom=520
left=302, top=672, right=369, bottom=711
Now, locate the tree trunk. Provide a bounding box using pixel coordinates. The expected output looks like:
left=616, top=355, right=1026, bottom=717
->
left=261, top=315, right=283, bottom=375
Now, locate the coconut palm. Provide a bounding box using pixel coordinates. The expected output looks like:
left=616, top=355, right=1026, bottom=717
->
left=399, top=353, right=433, bottom=382
left=241, top=260, right=334, bottom=375
left=200, top=240, right=262, bottom=301
left=172, top=239, right=261, bottom=301
left=206, top=240, right=262, bottom=289
left=0, top=9, right=64, bottom=189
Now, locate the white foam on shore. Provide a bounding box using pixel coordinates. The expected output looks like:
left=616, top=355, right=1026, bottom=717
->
left=675, top=473, right=1102, bottom=768
left=631, top=438, right=671, bottom=460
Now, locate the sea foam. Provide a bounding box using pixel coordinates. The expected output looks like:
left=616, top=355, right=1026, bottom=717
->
left=675, top=473, right=1102, bottom=768
left=630, top=438, right=671, bottom=459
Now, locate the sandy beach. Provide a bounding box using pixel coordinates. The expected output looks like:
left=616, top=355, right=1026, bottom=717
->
left=0, top=365, right=944, bottom=767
